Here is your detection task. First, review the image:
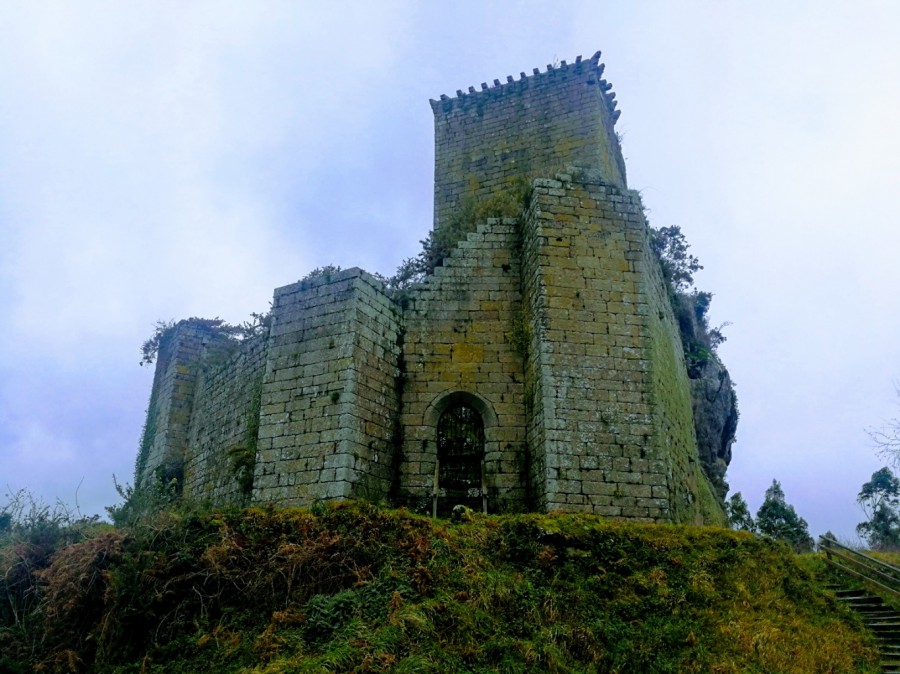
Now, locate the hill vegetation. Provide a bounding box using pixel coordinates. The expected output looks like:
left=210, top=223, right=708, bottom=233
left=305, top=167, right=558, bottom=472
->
left=0, top=501, right=880, bottom=673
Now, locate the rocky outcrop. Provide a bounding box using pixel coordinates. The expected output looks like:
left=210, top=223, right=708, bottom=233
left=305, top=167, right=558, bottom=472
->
left=690, top=355, right=738, bottom=501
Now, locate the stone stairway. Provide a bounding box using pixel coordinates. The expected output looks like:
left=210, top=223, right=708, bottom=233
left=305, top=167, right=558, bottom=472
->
left=833, top=588, right=900, bottom=673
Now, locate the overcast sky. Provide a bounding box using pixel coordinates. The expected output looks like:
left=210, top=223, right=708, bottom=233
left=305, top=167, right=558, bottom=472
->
left=1, top=1, right=898, bottom=541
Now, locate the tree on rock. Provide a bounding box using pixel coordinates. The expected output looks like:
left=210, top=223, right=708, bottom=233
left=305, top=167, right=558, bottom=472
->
left=725, top=492, right=755, bottom=532
left=856, top=467, right=900, bottom=550
left=756, top=480, right=813, bottom=552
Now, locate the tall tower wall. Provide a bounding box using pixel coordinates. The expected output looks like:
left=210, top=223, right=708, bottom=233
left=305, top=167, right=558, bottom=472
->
left=431, top=52, right=625, bottom=234
left=522, top=167, right=721, bottom=522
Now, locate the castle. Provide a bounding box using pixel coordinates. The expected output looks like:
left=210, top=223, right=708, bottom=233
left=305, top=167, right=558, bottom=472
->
left=137, top=52, right=729, bottom=524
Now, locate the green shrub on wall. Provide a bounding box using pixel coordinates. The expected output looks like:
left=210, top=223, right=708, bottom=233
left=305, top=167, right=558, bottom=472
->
left=228, top=380, right=263, bottom=500
left=387, top=176, right=532, bottom=292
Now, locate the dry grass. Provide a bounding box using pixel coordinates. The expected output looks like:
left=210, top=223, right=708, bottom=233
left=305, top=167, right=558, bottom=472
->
left=0, top=503, right=881, bottom=673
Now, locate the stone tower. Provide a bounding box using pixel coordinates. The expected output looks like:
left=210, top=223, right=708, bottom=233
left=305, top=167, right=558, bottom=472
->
left=136, top=52, right=725, bottom=524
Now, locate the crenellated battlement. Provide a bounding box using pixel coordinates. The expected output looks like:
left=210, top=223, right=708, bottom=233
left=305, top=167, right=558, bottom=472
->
left=430, top=50, right=627, bottom=233
left=429, top=51, right=621, bottom=124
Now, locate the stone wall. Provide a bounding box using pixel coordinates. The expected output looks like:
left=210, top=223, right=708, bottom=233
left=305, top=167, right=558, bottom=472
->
left=522, top=170, right=663, bottom=518
left=400, top=220, right=528, bottom=513
left=639, top=218, right=727, bottom=525
left=137, top=323, right=215, bottom=488
left=431, top=52, right=625, bottom=234
left=182, top=333, right=268, bottom=506
left=521, top=168, right=721, bottom=523
left=251, top=269, right=401, bottom=507
left=346, top=273, right=403, bottom=501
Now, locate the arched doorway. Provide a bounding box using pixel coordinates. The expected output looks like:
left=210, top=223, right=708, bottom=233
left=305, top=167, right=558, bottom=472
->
left=434, top=400, right=486, bottom=517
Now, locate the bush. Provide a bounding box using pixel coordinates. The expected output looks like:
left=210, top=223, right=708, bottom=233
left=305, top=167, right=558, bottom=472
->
left=0, top=490, right=103, bottom=670
left=385, top=178, right=531, bottom=293
left=650, top=225, right=729, bottom=376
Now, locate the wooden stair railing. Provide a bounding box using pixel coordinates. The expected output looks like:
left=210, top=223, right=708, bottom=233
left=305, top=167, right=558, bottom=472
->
left=820, top=536, right=900, bottom=673
left=819, top=535, right=900, bottom=601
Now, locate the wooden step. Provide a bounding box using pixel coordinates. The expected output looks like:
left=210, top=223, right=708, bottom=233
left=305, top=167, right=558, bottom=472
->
left=868, top=616, right=900, bottom=624
left=839, top=598, right=884, bottom=608
left=828, top=585, right=900, bottom=672
left=835, top=588, right=868, bottom=597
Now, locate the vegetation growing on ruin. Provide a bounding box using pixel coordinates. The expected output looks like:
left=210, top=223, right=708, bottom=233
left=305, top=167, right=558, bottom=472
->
left=387, top=177, right=532, bottom=292
left=299, top=264, right=345, bottom=288
left=506, top=307, right=533, bottom=360
left=139, top=314, right=270, bottom=367
left=649, top=225, right=727, bottom=378
left=0, top=500, right=880, bottom=673
left=228, top=381, right=264, bottom=500
left=133, top=382, right=160, bottom=486
left=649, top=223, right=739, bottom=504
left=647, top=315, right=725, bottom=527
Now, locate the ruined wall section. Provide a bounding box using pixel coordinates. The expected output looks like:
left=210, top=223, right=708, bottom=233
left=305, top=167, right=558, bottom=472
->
left=431, top=52, right=625, bottom=234
left=400, top=220, right=528, bottom=513
left=137, top=322, right=217, bottom=489
left=181, top=333, right=268, bottom=506
left=251, top=269, right=400, bottom=507
left=522, top=169, right=670, bottom=520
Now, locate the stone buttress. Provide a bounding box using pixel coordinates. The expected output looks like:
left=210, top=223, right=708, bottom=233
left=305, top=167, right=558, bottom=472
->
left=251, top=270, right=401, bottom=506
left=521, top=168, right=718, bottom=521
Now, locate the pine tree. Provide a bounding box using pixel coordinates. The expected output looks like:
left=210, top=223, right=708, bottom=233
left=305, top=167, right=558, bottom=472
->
left=755, top=480, right=813, bottom=552
left=724, top=492, right=755, bottom=532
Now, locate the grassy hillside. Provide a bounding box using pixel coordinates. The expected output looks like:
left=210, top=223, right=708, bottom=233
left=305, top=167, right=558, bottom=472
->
left=0, top=502, right=880, bottom=673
